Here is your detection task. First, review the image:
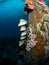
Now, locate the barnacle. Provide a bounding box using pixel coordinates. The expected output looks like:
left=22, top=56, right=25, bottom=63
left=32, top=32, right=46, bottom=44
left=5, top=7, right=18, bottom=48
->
left=18, top=19, right=27, bottom=27
left=20, top=26, right=26, bottom=31
left=18, top=19, right=27, bottom=46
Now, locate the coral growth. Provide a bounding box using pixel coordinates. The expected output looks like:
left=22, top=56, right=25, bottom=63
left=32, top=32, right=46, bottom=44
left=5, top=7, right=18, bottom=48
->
left=26, top=0, right=49, bottom=61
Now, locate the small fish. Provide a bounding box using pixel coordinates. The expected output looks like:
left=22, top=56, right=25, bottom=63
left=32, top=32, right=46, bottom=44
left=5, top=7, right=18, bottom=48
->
left=18, top=19, right=27, bottom=27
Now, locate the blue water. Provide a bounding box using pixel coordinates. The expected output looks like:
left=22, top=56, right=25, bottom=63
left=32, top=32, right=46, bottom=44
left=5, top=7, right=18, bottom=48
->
left=0, top=0, right=28, bottom=39
left=0, top=0, right=49, bottom=65
left=45, top=0, right=49, bottom=6
left=0, top=0, right=49, bottom=39
left=0, top=1, right=28, bottom=64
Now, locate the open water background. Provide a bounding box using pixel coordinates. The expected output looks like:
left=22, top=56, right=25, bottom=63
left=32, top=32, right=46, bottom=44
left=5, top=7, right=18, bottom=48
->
left=0, top=0, right=49, bottom=65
